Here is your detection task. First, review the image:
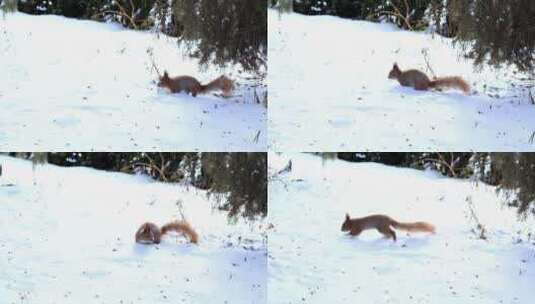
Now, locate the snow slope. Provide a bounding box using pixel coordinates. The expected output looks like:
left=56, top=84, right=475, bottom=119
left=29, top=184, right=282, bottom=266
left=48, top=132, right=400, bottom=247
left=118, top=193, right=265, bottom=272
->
left=268, top=10, right=535, bottom=151
left=0, top=156, right=267, bottom=304
left=0, top=13, right=266, bottom=151
left=269, top=153, right=535, bottom=304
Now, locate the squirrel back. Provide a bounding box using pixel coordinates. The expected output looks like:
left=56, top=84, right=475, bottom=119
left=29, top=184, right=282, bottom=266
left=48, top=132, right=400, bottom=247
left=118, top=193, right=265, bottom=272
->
left=388, top=63, right=470, bottom=94
left=135, top=220, right=198, bottom=245
left=157, top=72, right=203, bottom=96
left=158, top=71, right=234, bottom=97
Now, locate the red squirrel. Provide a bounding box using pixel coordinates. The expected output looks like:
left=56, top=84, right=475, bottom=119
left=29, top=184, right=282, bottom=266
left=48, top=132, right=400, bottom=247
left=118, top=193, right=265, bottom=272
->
left=135, top=220, right=198, bottom=244
left=157, top=71, right=234, bottom=97
left=341, top=213, right=435, bottom=241
left=388, top=63, right=470, bottom=94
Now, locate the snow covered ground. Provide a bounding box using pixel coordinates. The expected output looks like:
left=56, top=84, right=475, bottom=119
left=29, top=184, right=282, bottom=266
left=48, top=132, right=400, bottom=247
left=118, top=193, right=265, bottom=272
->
left=0, top=13, right=266, bottom=151
left=269, top=153, right=535, bottom=304
left=0, top=156, right=267, bottom=304
left=268, top=10, right=535, bottom=151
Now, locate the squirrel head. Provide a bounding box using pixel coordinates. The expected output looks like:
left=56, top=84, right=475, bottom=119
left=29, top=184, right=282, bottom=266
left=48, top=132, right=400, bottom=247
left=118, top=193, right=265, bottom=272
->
left=135, top=222, right=160, bottom=244
left=140, top=224, right=148, bottom=233
left=388, top=63, right=401, bottom=79
left=157, top=71, right=171, bottom=88
left=341, top=213, right=351, bottom=231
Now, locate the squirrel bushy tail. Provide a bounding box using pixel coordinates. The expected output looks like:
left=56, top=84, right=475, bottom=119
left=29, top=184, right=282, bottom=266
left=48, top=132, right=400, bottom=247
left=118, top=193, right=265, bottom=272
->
left=391, top=220, right=436, bottom=233
left=161, top=220, right=199, bottom=244
left=429, top=76, right=470, bottom=94
left=200, top=75, right=234, bottom=95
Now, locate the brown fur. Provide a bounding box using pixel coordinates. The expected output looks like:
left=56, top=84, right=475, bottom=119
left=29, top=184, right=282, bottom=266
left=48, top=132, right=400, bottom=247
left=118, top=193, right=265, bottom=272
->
left=341, top=213, right=435, bottom=242
left=157, top=71, right=234, bottom=97
left=388, top=63, right=470, bottom=94
left=161, top=220, right=199, bottom=244
left=135, top=222, right=162, bottom=244
left=135, top=220, right=198, bottom=245
left=202, top=75, right=235, bottom=97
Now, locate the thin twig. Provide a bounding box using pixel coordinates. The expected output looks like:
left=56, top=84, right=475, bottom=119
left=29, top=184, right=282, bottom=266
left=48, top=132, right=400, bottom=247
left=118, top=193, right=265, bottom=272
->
left=176, top=199, right=186, bottom=221
left=466, top=196, right=487, bottom=240
left=417, top=156, right=457, bottom=177
left=253, top=130, right=261, bottom=144
left=131, top=160, right=169, bottom=182
left=377, top=0, right=413, bottom=30
left=147, top=49, right=162, bottom=77
left=421, top=48, right=437, bottom=78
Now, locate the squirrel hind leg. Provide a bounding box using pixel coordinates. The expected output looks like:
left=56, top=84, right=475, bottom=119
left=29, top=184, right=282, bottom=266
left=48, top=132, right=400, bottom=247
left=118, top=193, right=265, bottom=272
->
left=191, top=87, right=201, bottom=97
left=378, top=226, right=397, bottom=241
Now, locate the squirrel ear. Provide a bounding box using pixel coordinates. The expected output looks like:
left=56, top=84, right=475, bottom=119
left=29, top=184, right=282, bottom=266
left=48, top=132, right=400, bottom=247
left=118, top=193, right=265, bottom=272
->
left=163, top=71, right=168, bottom=77
left=345, top=213, right=350, bottom=220
left=393, top=63, right=398, bottom=68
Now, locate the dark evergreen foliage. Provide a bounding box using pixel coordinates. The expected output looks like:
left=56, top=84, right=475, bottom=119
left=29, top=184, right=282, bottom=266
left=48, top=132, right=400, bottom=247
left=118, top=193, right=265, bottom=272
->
left=335, top=152, right=472, bottom=177
left=449, top=0, right=535, bottom=71
left=293, top=0, right=376, bottom=18
left=292, top=0, right=433, bottom=29
left=481, top=153, right=535, bottom=218
left=17, top=0, right=162, bottom=27
left=173, top=0, right=267, bottom=72
left=198, top=153, right=267, bottom=219
left=18, top=0, right=98, bottom=17
left=337, top=152, right=420, bottom=166
left=1, top=0, right=18, bottom=12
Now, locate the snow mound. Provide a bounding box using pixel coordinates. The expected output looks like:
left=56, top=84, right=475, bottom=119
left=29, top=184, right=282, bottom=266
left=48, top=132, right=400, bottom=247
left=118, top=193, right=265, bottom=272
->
left=268, top=10, right=535, bottom=151
left=0, top=156, right=267, bottom=303
left=269, top=153, right=535, bottom=304
left=0, top=13, right=266, bottom=151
